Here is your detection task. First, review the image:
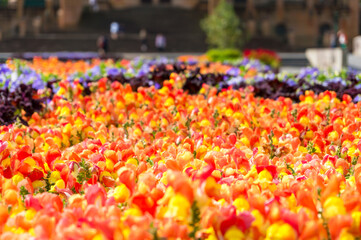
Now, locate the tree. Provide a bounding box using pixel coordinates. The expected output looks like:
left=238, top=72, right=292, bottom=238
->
left=201, top=0, right=243, bottom=49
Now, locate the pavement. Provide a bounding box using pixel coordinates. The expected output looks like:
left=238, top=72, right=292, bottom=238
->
left=348, top=54, right=361, bottom=70
left=0, top=52, right=360, bottom=73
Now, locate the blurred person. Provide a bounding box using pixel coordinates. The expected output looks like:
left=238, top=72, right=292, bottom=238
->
left=89, top=0, right=99, bottom=12
left=330, top=30, right=337, bottom=48
left=110, top=22, right=120, bottom=40
left=155, top=33, right=166, bottom=52
left=287, top=28, right=296, bottom=49
left=32, top=16, right=42, bottom=36
left=337, top=29, right=347, bottom=49
left=139, top=28, right=148, bottom=52
left=322, top=30, right=330, bottom=47
left=118, top=24, right=125, bottom=37
left=337, top=28, right=348, bottom=67
left=97, top=35, right=109, bottom=58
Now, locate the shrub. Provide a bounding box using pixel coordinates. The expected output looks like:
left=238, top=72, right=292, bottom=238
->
left=243, top=49, right=281, bottom=69
left=206, top=48, right=242, bottom=62
left=200, top=0, right=243, bottom=49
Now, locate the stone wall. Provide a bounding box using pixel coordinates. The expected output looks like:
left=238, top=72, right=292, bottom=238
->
left=110, top=0, right=199, bottom=8
left=244, top=1, right=359, bottom=49
left=109, top=0, right=141, bottom=9
left=58, top=0, right=85, bottom=29
left=55, top=0, right=359, bottom=49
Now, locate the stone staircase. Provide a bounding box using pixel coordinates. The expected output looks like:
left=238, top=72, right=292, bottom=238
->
left=75, top=6, right=208, bottom=52
left=0, top=5, right=208, bottom=52
left=0, top=7, right=17, bottom=39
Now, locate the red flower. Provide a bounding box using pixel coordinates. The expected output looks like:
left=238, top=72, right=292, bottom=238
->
left=85, top=183, right=107, bottom=207
left=219, top=205, right=254, bottom=235
left=45, top=149, right=62, bottom=170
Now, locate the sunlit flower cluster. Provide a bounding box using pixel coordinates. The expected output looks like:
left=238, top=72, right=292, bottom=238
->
left=1, top=58, right=361, bottom=240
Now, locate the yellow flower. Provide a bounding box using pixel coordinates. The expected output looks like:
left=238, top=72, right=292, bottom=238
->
left=233, top=196, right=250, bottom=212
left=200, top=119, right=211, bottom=127
left=159, top=86, right=169, bottom=95
left=121, top=207, right=143, bottom=221
left=240, top=137, right=250, bottom=147
left=12, top=173, right=24, bottom=185
left=1, top=157, right=10, bottom=168
left=251, top=209, right=264, bottom=230
left=92, top=233, right=105, bottom=240
left=49, top=171, right=61, bottom=184
left=323, top=196, right=346, bottom=219
left=177, top=150, right=193, bottom=163
left=25, top=208, right=37, bottom=220
left=339, top=229, right=355, bottom=240
left=60, top=106, right=71, bottom=116
left=106, top=159, right=114, bottom=171
left=55, top=179, right=65, bottom=189
left=164, top=97, right=175, bottom=107
left=265, top=222, right=297, bottom=240
left=133, top=128, right=142, bottom=137
left=205, top=227, right=217, bottom=240
left=126, top=158, right=138, bottom=166
left=164, top=193, right=191, bottom=221
left=224, top=226, right=245, bottom=240
left=258, top=170, right=273, bottom=181
left=351, top=211, right=361, bottom=233
left=204, top=177, right=220, bottom=196
left=63, top=123, right=73, bottom=135
left=124, top=93, right=135, bottom=104
left=303, top=96, right=314, bottom=104
left=114, top=184, right=130, bottom=203
left=299, top=116, right=310, bottom=126
left=32, top=180, right=46, bottom=189
left=225, top=109, right=233, bottom=117
left=328, top=131, right=339, bottom=142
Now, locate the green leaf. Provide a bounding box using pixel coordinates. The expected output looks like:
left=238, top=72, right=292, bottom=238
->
left=201, top=0, right=243, bottom=49
left=189, top=201, right=201, bottom=239
left=77, top=159, right=92, bottom=184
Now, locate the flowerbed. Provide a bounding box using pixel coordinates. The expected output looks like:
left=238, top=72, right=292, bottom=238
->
left=1, top=58, right=361, bottom=239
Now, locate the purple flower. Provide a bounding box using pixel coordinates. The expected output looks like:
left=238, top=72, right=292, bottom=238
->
left=286, top=79, right=297, bottom=87
left=32, top=78, right=45, bottom=90
left=227, top=76, right=245, bottom=87
left=265, top=73, right=275, bottom=80
left=354, top=95, right=361, bottom=102
left=254, top=75, right=264, bottom=83
left=154, top=82, right=161, bottom=89
left=240, top=58, right=250, bottom=66
left=227, top=67, right=240, bottom=77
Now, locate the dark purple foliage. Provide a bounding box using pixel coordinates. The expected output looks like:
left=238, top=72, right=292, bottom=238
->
left=0, top=83, right=51, bottom=126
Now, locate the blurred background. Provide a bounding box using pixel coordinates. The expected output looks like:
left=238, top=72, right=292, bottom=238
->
left=0, top=0, right=359, bottom=52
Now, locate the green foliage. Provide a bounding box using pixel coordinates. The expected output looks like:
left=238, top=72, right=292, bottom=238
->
left=201, top=0, right=243, bottom=49
left=325, top=105, right=331, bottom=125
left=19, top=186, right=29, bottom=202
left=291, top=109, right=298, bottom=122
left=149, top=222, right=160, bottom=240
left=213, top=109, right=220, bottom=127
left=189, top=201, right=201, bottom=239
left=345, top=156, right=358, bottom=179
left=206, top=48, right=242, bottom=62
left=43, top=172, right=52, bottom=192
left=268, top=130, right=276, bottom=159
left=146, top=157, right=154, bottom=167
left=307, top=141, right=317, bottom=154
left=286, top=162, right=297, bottom=177
left=123, top=119, right=135, bottom=138
left=77, top=158, right=92, bottom=184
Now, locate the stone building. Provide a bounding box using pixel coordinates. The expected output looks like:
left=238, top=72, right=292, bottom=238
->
left=56, top=0, right=359, bottom=49
left=233, top=0, right=360, bottom=49
left=4, top=0, right=360, bottom=50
